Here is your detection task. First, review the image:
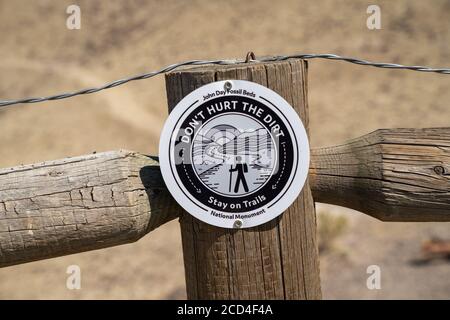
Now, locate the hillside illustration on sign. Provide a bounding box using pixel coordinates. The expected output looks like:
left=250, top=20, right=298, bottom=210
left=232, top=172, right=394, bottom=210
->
left=159, top=80, right=310, bottom=229
left=192, top=114, right=276, bottom=197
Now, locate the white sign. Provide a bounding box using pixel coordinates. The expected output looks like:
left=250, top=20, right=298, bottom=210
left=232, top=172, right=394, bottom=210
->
left=159, top=80, right=310, bottom=228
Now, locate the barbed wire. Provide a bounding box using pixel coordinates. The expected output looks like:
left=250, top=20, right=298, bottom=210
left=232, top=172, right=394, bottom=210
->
left=1, top=53, right=449, bottom=108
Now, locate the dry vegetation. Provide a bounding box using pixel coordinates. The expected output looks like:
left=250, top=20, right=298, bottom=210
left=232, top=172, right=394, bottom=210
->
left=317, top=211, right=348, bottom=253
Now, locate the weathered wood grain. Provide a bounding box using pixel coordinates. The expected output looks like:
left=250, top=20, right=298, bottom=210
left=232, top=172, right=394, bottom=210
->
left=165, top=60, right=322, bottom=300
left=1, top=127, right=449, bottom=268
left=310, top=127, right=450, bottom=221
left=0, top=150, right=181, bottom=268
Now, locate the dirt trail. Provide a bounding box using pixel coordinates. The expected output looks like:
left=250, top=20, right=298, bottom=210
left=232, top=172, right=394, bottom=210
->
left=0, top=57, right=161, bottom=137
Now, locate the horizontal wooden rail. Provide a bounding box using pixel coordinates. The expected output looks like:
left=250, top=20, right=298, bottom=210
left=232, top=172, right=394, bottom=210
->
left=310, top=128, right=450, bottom=221
left=0, top=151, right=181, bottom=268
left=1, top=128, right=449, bottom=267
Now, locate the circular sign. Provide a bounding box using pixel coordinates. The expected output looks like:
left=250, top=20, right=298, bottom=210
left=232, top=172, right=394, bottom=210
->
left=159, top=80, right=310, bottom=229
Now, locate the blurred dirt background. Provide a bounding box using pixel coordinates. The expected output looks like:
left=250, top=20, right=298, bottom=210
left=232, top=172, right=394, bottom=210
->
left=0, top=0, right=449, bottom=299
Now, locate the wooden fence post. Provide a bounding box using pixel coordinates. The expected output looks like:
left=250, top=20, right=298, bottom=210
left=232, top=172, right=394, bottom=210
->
left=165, top=59, right=321, bottom=299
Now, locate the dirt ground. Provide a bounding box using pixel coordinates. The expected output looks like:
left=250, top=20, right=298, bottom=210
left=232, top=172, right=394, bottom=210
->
left=0, top=0, right=449, bottom=299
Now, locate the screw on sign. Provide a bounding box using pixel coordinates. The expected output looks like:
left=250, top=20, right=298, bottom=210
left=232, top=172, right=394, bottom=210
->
left=159, top=80, right=310, bottom=229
